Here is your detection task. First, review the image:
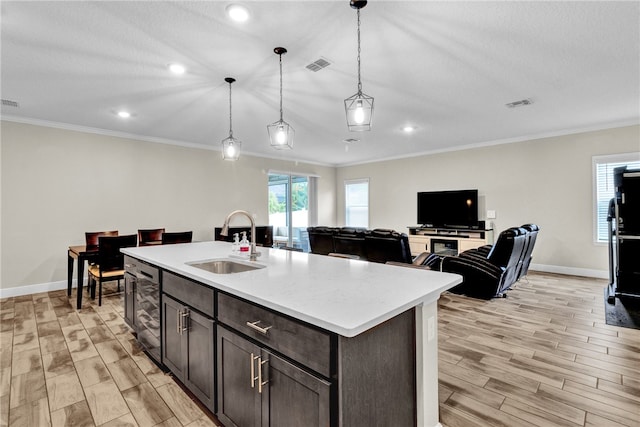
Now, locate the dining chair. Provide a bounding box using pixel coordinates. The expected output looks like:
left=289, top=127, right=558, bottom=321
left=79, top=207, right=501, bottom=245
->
left=161, top=231, right=193, bottom=245
left=84, top=230, right=118, bottom=292
left=85, top=230, right=118, bottom=248
left=138, top=228, right=165, bottom=246
left=88, top=234, right=137, bottom=306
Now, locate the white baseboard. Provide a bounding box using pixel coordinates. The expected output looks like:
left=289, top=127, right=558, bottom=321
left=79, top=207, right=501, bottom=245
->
left=530, top=263, right=608, bottom=280
left=0, top=279, right=79, bottom=299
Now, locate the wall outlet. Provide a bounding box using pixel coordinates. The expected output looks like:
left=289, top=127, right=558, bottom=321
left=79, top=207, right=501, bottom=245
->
left=487, top=210, right=496, bottom=219
left=427, top=316, right=435, bottom=341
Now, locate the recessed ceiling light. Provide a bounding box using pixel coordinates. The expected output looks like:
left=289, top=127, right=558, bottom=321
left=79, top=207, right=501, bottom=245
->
left=117, top=111, right=131, bottom=119
left=168, top=63, right=186, bottom=75
left=226, top=4, right=250, bottom=22
left=402, top=126, right=415, bottom=133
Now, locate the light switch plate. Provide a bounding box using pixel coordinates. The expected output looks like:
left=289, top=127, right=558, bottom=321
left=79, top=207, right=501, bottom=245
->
left=487, top=210, right=496, bottom=219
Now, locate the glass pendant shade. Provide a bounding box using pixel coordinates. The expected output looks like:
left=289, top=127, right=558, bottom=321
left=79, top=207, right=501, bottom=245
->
left=345, top=1, right=374, bottom=132
left=222, top=135, right=241, bottom=161
left=267, top=119, right=294, bottom=149
left=344, top=92, right=374, bottom=131
left=221, top=77, right=241, bottom=161
left=268, top=47, right=294, bottom=150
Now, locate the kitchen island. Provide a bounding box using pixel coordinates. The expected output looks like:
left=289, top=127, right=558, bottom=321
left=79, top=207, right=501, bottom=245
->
left=122, top=241, right=462, bottom=427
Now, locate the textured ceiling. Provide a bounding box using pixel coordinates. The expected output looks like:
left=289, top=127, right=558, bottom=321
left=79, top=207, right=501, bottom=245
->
left=2, top=1, right=639, bottom=166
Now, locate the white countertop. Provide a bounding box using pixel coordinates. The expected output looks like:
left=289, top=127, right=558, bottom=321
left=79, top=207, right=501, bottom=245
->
left=122, top=241, right=462, bottom=337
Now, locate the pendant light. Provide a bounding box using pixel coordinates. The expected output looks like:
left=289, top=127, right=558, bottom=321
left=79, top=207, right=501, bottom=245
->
left=267, top=47, right=294, bottom=150
left=344, top=0, right=374, bottom=131
left=221, top=77, right=241, bottom=161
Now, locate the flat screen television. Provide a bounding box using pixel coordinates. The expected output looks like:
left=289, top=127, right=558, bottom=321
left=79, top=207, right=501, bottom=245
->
left=417, top=189, right=479, bottom=229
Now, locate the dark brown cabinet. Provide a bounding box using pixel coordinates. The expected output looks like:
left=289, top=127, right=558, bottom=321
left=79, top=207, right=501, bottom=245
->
left=128, top=258, right=417, bottom=427
left=217, top=325, right=330, bottom=427
left=162, top=272, right=216, bottom=413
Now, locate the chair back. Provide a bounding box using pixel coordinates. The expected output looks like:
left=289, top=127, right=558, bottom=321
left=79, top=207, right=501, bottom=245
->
left=516, top=224, right=540, bottom=279
left=333, top=228, right=367, bottom=259
left=162, top=231, right=193, bottom=245
left=97, top=234, right=137, bottom=272
left=85, top=230, right=118, bottom=248
left=138, top=228, right=165, bottom=246
left=364, top=229, right=413, bottom=264
left=307, top=227, right=337, bottom=255
left=487, top=227, right=527, bottom=289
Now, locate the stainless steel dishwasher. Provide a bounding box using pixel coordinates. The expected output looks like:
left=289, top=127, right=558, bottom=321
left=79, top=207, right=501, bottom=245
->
left=131, top=259, right=161, bottom=364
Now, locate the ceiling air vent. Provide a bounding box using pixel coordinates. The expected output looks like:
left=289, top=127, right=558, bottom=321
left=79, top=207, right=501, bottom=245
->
left=505, top=98, right=533, bottom=108
left=306, top=58, right=331, bottom=72
left=1, top=99, right=19, bottom=108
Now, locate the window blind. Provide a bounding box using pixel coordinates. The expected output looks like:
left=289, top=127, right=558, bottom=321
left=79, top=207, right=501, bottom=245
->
left=594, top=154, right=640, bottom=242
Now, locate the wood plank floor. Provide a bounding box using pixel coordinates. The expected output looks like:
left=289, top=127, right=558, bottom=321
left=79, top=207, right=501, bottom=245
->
left=438, top=272, right=640, bottom=427
left=0, top=283, right=221, bottom=427
left=1, top=272, right=639, bottom=426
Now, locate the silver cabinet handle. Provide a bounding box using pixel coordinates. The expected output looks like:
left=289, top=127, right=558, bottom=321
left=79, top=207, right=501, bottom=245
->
left=176, top=309, right=181, bottom=334
left=246, top=320, right=272, bottom=335
left=180, top=310, right=189, bottom=334
left=250, top=353, right=260, bottom=388
left=258, top=357, right=269, bottom=394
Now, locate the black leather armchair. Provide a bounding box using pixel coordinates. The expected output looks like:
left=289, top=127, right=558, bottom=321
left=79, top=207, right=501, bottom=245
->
left=307, top=226, right=338, bottom=255
left=441, top=227, right=529, bottom=298
left=516, top=224, right=539, bottom=281
left=364, top=229, right=413, bottom=264
left=333, top=227, right=368, bottom=259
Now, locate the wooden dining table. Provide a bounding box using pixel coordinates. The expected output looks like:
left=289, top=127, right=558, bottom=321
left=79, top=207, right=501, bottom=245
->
left=67, top=245, right=99, bottom=309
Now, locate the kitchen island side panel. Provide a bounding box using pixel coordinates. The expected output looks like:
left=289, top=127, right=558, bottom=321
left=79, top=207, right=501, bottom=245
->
left=338, top=308, right=416, bottom=427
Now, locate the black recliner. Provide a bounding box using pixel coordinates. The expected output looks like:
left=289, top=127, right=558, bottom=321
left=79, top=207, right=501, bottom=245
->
left=307, top=226, right=338, bottom=255
left=307, top=227, right=415, bottom=265
left=333, top=227, right=368, bottom=259
left=441, top=227, right=528, bottom=298
left=516, top=224, right=539, bottom=281
left=364, top=229, right=413, bottom=264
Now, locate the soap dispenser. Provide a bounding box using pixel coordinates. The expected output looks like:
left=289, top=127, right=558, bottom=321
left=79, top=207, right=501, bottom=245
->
left=239, top=231, right=250, bottom=256
left=232, top=233, right=240, bottom=255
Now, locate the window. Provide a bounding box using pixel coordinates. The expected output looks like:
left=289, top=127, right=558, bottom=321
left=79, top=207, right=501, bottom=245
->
left=268, top=172, right=317, bottom=251
left=345, top=179, right=369, bottom=228
left=593, top=153, right=640, bottom=242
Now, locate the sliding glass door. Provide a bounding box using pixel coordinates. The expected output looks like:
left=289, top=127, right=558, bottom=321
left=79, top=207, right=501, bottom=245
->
left=268, top=173, right=314, bottom=251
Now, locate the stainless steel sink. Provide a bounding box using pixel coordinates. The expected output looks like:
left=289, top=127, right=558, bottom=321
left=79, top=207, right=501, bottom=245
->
left=187, top=259, right=265, bottom=274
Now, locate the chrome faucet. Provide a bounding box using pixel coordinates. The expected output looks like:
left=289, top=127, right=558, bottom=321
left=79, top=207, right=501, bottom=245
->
left=220, top=210, right=260, bottom=261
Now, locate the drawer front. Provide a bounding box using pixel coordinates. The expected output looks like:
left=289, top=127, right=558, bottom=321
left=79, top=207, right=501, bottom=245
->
left=124, top=256, right=160, bottom=283
left=218, top=292, right=331, bottom=377
left=137, top=260, right=159, bottom=283
left=163, top=271, right=214, bottom=318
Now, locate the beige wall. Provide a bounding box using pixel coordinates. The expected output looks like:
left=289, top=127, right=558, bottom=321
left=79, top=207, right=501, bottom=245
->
left=336, top=125, right=640, bottom=276
left=1, top=121, right=336, bottom=291
left=2, top=120, right=638, bottom=292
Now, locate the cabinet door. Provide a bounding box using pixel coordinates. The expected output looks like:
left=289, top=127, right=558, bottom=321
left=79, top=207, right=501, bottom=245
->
left=217, top=326, right=262, bottom=427
left=185, top=308, right=215, bottom=412
left=408, top=235, right=430, bottom=256
left=162, top=295, right=186, bottom=381
left=124, top=273, right=136, bottom=330
left=264, top=350, right=331, bottom=427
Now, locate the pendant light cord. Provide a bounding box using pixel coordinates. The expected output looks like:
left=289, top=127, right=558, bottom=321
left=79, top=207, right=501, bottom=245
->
left=357, top=8, right=362, bottom=96
left=279, top=53, right=284, bottom=122
left=228, top=81, right=233, bottom=137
